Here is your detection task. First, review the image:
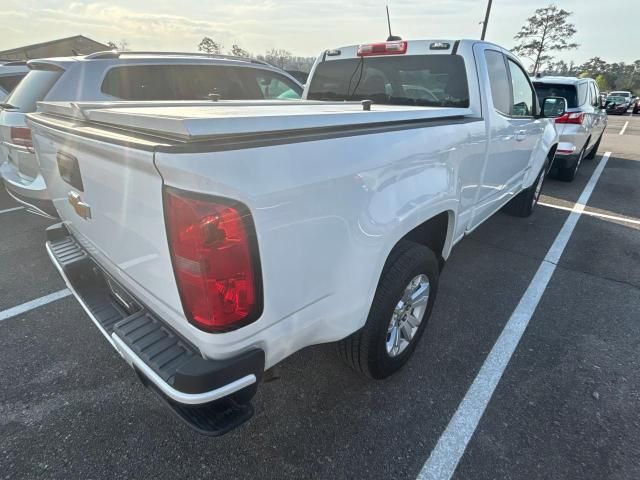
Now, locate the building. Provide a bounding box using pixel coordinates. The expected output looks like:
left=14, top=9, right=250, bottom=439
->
left=0, top=35, right=109, bottom=61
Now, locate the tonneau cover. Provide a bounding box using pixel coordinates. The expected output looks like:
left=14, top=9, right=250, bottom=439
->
left=34, top=100, right=473, bottom=141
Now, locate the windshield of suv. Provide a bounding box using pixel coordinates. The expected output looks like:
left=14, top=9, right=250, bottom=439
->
left=307, top=55, right=470, bottom=107
left=4, top=68, right=63, bottom=112
left=532, top=83, right=578, bottom=108
left=101, top=64, right=302, bottom=101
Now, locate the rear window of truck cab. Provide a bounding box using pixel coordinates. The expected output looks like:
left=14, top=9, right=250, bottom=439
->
left=307, top=55, right=470, bottom=108
left=101, top=64, right=302, bottom=101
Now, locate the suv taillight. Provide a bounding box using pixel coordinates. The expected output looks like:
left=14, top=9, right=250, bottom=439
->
left=164, top=188, right=262, bottom=332
left=10, top=126, right=33, bottom=149
left=555, top=112, right=585, bottom=125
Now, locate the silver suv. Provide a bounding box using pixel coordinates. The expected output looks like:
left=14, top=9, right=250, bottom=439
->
left=0, top=52, right=303, bottom=217
left=532, top=76, right=607, bottom=182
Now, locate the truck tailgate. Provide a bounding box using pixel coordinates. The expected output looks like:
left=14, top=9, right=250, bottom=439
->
left=29, top=119, right=184, bottom=322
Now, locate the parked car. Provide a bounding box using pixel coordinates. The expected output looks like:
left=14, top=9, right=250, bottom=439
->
left=0, top=52, right=303, bottom=217
left=608, top=90, right=632, bottom=103
left=28, top=39, right=564, bottom=435
left=0, top=61, right=28, bottom=102
left=532, top=76, right=607, bottom=181
left=605, top=95, right=632, bottom=115
left=633, top=96, right=639, bottom=114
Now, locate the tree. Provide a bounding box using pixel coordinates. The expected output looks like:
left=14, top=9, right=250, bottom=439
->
left=264, top=49, right=292, bottom=70
left=230, top=44, right=250, bottom=57
left=198, top=37, right=222, bottom=54
left=595, top=74, right=610, bottom=92
left=106, top=39, right=129, bottom=51
left=580, top=57, right=608, bottom=78
left=513, top=5, right=578, bottom=75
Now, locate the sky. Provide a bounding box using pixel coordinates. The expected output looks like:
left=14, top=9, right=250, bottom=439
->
left=1, top=0, right=638, bottom=67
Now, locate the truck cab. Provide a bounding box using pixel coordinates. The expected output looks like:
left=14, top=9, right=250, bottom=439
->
left=304, top=39, right=559, bottom=237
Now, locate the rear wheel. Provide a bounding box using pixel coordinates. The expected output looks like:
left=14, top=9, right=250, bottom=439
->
left=556, top=145, right=585, bottom=182
left=633, top=104, right=639, bottom=114
left=337, top=240, right=439, bottom=379
left=503, top=159, right=548, bottom=217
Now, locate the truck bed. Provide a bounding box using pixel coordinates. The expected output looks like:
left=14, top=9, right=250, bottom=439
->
left=36, top=100, right=474, bottom=141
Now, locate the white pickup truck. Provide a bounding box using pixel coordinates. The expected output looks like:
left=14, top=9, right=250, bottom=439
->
left=27, top=39, right=565, bottom=435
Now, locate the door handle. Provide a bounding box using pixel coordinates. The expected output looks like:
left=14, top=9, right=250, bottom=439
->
left=515, top=130, right=527, bottom=142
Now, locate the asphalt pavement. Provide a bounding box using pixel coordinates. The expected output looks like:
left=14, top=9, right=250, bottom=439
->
left=1, top=112, right=639, bottom=479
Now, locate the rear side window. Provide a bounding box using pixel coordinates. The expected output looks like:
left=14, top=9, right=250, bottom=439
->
left=101, top=64, right=302, bottom=101
left=4, top=69, right=62, bottom=112
left=307, top=55, right=469, bottom=107
left=0, top=74, right=26, bottom=94
left=484, top=50, right=510, bottom=115
left=532, top=83, right=578, bottom=108
left=577, top=83, right=589, bottom=106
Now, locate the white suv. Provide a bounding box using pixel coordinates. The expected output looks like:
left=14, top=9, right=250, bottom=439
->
left=532, top=76, right=607, bottom=181
left=0, top=52, right=303, bottom=217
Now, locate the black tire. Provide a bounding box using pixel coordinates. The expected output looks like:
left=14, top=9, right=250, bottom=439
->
left=503, top=159, right=548, bottom=217
left=633, top=105, right=639, bottom=114
left=585, top=134, right=601, bottom=160
left=556, top=145, right=585, bottom=182
left=337, top=240, right=439, bottom=379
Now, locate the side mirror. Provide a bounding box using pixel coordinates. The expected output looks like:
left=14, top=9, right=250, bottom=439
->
left=541, top=96, right=567, bottom=118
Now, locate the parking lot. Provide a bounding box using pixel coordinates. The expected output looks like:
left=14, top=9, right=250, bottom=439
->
left=1, top=113, right=639, bottom=479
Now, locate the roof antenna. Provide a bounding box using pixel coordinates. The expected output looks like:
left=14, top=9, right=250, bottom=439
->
left=386, top=6, right=402, bottom=41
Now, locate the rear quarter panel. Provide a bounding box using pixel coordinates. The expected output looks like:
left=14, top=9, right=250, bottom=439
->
left=155, top=121, right=484, bottom=367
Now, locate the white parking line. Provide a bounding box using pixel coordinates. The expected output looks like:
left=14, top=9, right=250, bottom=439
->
left=0, top=289, right=71, bottom=322
left=539, top=202, right=640, bottom=227
left=416, top=152, right=612, bottom=480
left=0, top=206, right=24, bottom=215
left=619, top=121, right=629, bottom=135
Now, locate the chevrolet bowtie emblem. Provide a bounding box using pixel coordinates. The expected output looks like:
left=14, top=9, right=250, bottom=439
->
left=68, top=191, right=92, bottom=220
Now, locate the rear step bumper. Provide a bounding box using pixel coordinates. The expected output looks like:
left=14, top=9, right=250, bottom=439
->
left=45, top=223, right=265, bottom=435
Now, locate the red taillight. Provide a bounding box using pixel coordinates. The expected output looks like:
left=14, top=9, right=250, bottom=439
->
left=357, top=41, right=407, bottom=56
left=10, top=126, right=33, bottom=149
left=555, top=112, right=585, bottom=125
left=164, top=188, right=261, bottom=332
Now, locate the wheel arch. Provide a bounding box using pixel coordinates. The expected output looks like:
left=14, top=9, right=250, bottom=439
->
left=393, top=210, right=455, bottom=269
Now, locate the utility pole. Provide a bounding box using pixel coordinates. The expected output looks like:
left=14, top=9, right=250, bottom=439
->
left=480, top=0, right=493, bottom=40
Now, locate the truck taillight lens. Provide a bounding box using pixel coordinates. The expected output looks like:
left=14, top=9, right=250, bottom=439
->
left=10, top=127, right=33, bottom=149
left=555, top=112, right=585, bottom=124
left=357, top=41, right=407, bottom=56
left=164, top=188, right=262, bottom=332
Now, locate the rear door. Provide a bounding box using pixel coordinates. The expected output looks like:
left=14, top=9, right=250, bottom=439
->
left=469, top=47, right=542, bottom=230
